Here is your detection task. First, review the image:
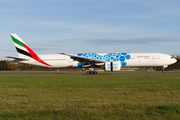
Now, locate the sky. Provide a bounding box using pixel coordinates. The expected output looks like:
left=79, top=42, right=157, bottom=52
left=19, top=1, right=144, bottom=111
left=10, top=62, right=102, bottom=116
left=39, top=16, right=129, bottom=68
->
left=1, top=0, right=180, bottom=60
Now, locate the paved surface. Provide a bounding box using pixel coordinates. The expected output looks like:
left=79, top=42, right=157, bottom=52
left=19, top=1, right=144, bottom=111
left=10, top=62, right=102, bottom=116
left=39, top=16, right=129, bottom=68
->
left=0, top=73, right=180, bottom=76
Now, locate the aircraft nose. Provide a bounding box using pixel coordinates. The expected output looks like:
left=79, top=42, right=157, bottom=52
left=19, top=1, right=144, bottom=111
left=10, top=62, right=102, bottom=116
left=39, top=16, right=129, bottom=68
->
left=173, top=58, right=177, bottom=64
left=171, top=58, right=177, bottom=64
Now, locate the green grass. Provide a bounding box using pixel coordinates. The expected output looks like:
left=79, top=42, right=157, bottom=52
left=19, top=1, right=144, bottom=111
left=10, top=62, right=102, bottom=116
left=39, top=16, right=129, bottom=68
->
left=0, top=73, right=180, bottom=119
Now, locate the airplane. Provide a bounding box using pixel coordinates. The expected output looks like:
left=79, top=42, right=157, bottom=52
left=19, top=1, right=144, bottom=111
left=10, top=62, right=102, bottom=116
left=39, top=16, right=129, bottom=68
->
left=7, top=34, right=177, bottom=74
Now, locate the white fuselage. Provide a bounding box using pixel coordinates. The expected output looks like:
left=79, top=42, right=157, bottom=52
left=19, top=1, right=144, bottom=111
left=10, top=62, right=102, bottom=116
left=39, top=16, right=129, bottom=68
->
left=123, top=53, right=176, bottom=67
left=18, top=53, right=177, bottom=68
left=20, top=54, right=79, bottom=68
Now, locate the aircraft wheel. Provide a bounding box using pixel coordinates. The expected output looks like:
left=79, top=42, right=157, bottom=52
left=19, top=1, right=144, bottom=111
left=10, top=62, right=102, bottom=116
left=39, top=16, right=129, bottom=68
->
left=86, top=71, right=97, bottom=75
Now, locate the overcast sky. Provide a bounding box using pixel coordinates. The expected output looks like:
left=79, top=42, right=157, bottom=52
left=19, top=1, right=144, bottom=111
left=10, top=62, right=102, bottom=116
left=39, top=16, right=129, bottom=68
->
left=1, top=0, right=180, bottom=60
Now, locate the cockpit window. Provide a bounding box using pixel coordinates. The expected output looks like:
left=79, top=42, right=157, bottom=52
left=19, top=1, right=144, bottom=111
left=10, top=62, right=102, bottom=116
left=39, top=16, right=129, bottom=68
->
left=171, top=57, right=175, bottom=59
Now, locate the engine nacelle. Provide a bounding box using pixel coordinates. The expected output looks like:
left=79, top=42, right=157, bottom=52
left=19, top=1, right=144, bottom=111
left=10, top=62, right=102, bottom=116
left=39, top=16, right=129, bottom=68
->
left=77, top=63, right=84, bottom=68
left=105, top=61, right=121, bottom=71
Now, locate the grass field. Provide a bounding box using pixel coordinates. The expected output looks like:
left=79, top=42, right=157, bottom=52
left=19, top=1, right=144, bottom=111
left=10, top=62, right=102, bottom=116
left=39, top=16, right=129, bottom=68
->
left=0, top=71, right=180, bottom=119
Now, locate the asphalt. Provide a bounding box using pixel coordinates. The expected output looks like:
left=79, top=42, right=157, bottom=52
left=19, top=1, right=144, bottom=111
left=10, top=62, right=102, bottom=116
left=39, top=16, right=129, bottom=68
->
left=0, top=73, right=180, bottom=76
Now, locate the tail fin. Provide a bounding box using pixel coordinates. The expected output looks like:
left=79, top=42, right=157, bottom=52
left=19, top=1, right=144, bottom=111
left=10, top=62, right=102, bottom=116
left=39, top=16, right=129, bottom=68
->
left=10, top=34, right=52, bottom=66
left=11, top=33, right=33, bottom=59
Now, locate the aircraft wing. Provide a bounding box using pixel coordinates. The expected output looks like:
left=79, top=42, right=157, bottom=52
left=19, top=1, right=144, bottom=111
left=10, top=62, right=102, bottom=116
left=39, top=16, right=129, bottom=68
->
left=6, top=56, right=29, bottom=61
left=59, top=53, right=105, bottom=64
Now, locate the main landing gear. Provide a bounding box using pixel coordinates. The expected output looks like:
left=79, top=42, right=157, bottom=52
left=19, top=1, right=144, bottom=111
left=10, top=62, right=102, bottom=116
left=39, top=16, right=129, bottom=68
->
left=86, top=71, right=97, bottom=74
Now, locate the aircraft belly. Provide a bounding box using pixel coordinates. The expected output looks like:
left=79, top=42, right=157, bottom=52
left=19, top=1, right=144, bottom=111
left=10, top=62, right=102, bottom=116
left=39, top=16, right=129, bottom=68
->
left=48, top=61, right=69, bottom=68
left=47, top=61, right=78, bottom=68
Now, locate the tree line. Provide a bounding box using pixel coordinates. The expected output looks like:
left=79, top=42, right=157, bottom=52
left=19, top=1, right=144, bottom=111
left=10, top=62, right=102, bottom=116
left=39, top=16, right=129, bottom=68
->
left=0, top=55, right=180, bottom=71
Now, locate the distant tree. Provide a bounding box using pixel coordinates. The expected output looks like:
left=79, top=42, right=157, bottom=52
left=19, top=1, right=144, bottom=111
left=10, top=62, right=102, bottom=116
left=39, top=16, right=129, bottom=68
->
left=0, top=61, right=3, bottom=70
left=6, top=61, right=18, bottom=70
left=0, top=60, right=8, bottom=70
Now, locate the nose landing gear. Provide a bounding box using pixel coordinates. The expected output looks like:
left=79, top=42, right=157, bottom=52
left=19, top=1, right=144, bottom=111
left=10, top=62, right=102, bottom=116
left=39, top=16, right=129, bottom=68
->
left=162, top=65, right=168, bottom=73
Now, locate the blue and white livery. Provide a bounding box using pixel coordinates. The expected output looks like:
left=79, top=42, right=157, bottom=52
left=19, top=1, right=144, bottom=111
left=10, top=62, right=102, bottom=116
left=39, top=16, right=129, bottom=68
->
left=7, top=34, right=177, bottom=74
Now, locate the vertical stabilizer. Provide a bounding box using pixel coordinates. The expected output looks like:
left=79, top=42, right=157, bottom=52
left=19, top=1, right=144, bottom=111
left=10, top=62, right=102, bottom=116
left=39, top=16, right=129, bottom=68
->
left=11, top=34, right=32, bottom=59
left=10, top=34, right=51, bottom=67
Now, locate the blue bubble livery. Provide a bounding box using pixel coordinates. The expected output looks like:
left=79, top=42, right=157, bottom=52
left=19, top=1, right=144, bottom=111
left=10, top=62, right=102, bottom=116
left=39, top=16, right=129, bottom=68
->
left=75, top=52, right=131, bottom=67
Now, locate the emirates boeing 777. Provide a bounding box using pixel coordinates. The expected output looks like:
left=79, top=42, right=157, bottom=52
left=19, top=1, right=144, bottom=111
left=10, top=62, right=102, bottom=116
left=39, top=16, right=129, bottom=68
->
left=7, top=34, right=177, bottom=74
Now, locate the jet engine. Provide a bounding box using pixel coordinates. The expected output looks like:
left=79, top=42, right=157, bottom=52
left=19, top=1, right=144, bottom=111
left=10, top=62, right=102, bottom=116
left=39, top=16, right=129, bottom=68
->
left=105, top=61, right=121, bottom=71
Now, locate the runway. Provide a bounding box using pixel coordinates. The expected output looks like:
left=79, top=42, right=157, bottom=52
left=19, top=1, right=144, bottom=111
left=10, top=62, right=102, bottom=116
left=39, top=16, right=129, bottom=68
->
left=0, top=73, right=180, bottom=76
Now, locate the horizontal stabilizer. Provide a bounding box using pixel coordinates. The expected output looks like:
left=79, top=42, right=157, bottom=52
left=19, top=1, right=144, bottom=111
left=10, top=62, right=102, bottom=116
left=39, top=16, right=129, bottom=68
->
left=6, top=56, right=29, bottom=61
